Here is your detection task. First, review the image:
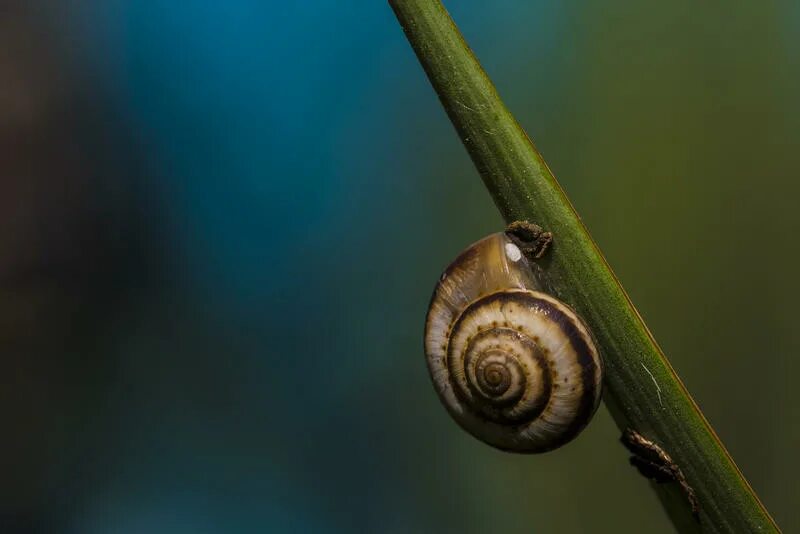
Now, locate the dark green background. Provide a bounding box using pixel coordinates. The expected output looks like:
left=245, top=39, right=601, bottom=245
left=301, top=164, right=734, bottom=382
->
left=1, top=1, right=796, bottom=532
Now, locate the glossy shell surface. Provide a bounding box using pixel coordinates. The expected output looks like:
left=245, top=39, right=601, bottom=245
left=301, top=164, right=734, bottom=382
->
left=424, top=232, right=603, bottom=453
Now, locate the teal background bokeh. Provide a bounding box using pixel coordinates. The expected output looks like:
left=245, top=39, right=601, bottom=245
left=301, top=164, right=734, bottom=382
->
left=1, top=1, right=798, bottom=532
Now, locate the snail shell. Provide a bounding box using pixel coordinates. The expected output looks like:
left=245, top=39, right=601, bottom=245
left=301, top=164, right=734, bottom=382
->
left=424, top=231, right=603, bottom=453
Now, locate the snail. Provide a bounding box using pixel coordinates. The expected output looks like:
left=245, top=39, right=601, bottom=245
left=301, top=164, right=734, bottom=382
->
left=424, top=222, right=603, bottom=453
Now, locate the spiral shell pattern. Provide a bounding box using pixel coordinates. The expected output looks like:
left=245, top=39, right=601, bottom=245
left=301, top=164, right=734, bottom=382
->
left=424, top=232, right=603, bottom=453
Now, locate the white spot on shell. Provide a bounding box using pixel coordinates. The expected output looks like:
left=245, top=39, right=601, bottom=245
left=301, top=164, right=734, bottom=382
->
left=505, top=242, right=522, bottom=262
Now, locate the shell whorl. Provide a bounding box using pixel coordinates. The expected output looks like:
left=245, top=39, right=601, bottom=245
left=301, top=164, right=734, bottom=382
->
left=424, top=232, right=603, bottom=453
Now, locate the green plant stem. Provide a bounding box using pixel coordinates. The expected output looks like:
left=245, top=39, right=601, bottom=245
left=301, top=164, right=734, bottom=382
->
left=388, top=1, right=780, bottom=532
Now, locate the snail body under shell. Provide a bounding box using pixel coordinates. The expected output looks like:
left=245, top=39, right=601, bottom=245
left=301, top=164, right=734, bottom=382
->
left=424, top=229, right=603, bottom=453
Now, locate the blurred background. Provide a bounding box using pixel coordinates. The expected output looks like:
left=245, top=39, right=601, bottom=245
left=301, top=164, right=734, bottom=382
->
left=1, top=1, right=798, bottom=532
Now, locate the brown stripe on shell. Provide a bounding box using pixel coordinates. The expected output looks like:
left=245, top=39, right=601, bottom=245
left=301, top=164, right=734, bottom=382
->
left=454, top=327, right=552, bottom=424
left=522, top=294, right=603, bottom=449
left=441, top=289, right=602, bottom=452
